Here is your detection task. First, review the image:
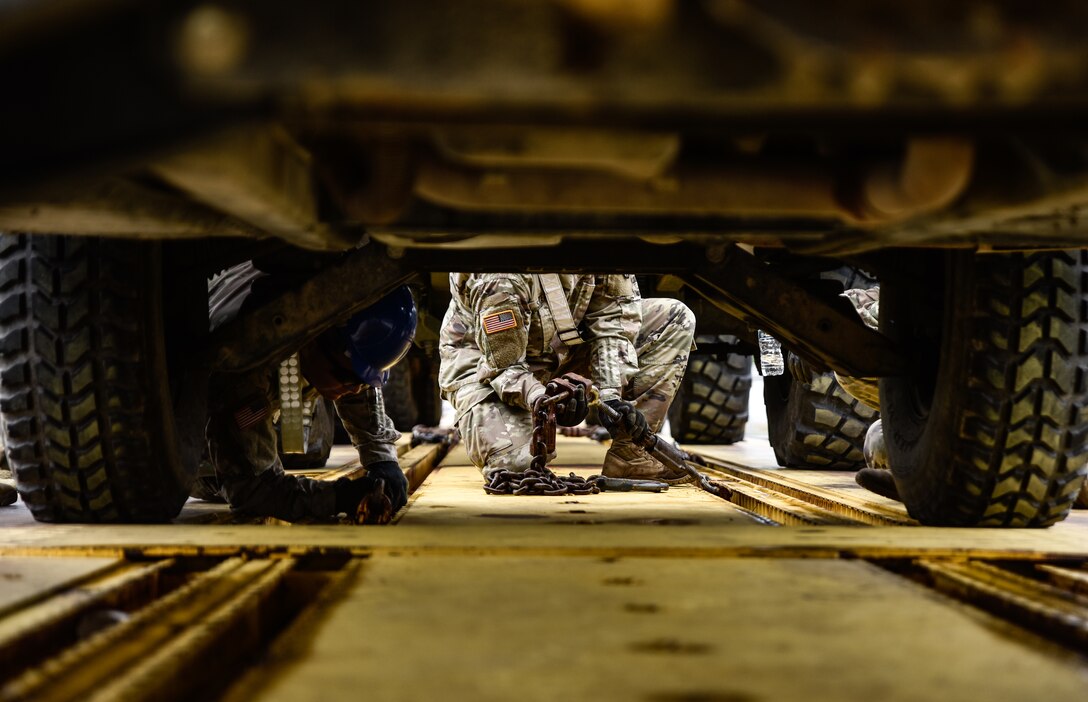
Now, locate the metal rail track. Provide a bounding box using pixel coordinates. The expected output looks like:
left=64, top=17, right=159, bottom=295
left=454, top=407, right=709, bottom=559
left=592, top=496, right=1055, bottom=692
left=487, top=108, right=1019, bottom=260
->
left=695, top=453, right=914, bottom=526
left=689, top=451, right=1088, bottom=659
left=0, top=554, right=363, bottom=702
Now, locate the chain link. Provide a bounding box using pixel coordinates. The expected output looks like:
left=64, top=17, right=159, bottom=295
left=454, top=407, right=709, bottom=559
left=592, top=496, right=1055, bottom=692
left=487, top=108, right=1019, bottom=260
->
left=484, top=390, right=602, bottom=496
left=483, top=467, right=601, bottom=496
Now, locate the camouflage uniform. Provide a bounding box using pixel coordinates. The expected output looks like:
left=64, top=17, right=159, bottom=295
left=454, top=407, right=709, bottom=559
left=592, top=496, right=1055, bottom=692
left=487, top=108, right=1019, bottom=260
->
left=439, top=274, right=695, bottom=476
left=204, top=262, right=400, bottom=521
left=835, top=287, right=881, bottom=410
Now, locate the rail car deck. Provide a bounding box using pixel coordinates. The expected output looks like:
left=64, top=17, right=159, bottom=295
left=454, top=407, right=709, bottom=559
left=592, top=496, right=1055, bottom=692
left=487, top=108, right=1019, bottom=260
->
left=0, top=435, right=1086, bottom=701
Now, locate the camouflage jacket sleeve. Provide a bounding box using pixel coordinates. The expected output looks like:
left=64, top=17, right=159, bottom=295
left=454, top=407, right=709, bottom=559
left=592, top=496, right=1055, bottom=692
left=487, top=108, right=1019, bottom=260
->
left=583, top=275, right=641, bottom=401
left=468, top=275, right=546, bottom=410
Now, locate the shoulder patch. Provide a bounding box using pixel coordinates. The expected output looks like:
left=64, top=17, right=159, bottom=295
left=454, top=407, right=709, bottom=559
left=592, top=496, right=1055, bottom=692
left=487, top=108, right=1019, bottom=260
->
left=482, top=309, right=518, bottom=335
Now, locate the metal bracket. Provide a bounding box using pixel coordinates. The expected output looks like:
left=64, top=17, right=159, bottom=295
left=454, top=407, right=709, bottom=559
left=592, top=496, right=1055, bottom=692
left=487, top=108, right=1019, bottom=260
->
left=680, top=246, right=907, bottom=378
left=278, top=354, right=306, bottom=454
left=208, top=239, right=904, bottom=380
left=406, top=240, right=904, bottom=377
left=208, top=244, right=416, bottom=372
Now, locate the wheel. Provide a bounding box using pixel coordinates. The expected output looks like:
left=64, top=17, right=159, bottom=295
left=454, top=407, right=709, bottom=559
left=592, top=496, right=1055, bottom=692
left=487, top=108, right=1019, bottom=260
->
left=279, top=399, right=336, bottom=469
left=668, top=335, right=751, bottom=444
left=0, top=235, right=194, bottom=522
left=383, top=359, right=418, bottom=430
left=382, top=346, right=442, bottom=430
left=880, top=250, right=1088, bottom=527
left=764, top=368, right=878, bottom=469
left=411, top=347, right=442, bottom=427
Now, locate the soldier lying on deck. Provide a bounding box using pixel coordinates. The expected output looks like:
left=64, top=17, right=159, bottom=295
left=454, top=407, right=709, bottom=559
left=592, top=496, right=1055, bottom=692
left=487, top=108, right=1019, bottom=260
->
left=196, top=260, right=415, bottom=523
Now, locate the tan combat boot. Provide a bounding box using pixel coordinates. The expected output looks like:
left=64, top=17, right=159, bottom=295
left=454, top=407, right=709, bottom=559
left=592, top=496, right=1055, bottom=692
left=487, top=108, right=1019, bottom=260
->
left=602, top=441, right=691, bottom=484
left=855, top=420, right=900, bottom=501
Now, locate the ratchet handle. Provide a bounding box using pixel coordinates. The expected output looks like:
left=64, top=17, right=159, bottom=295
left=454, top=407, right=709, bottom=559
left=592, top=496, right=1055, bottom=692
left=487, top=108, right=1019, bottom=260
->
left=596, top=476, right=669, bottom=493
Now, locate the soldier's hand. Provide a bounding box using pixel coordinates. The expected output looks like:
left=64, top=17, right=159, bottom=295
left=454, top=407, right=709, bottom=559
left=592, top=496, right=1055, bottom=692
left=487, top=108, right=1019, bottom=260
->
left=365, top=460, right=409, bottom=512
left=334, top=475, right=391, bottom=523
left=602, top=399, right=651, bottom=444
left=554, top=385, right=589, bottom=427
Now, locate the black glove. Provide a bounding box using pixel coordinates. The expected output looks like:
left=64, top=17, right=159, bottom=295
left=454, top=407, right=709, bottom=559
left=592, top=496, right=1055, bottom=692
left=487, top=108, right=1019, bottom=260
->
left=601, top=399, right=650, bottom=444
left=364, top=460, right=409, bottom=512
left=334, top=476, right=394, bottom=524
left=554, top=385, right=589, bottom=427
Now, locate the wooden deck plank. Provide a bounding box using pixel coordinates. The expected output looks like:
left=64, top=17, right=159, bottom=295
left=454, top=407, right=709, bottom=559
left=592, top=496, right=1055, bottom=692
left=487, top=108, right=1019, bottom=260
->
left=401, top=465, right=762, bottom=527
left=409, top=435, right=766, bottom=526
left=3, top=522, right=1088, bottom=560
left=239, top=555, right=1088, bottom=702
left=0, top=557, right=121, bottom=616
left=1, top=436, right=1086, bottom=559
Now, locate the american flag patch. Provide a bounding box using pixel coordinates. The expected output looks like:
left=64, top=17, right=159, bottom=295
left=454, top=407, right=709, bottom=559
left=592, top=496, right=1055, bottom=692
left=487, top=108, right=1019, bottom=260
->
left=234, top=400, right=270, bottom=430
left=482, top=309, right=517, bottom=335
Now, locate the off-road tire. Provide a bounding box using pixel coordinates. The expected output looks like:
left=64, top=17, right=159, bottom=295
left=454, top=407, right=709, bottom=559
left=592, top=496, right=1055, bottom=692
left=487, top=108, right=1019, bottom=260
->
left=668, top=336, right=751, bottom=444
left=279, top=399, right=335, bottom=469
left=0, top=235, right=191, bottom=522
left=383, top=347, right=442, bottom=430
left=412, top=350, right=442, bottom=427
left=880, top=250, right=1088, bottom=527
left=383, top=360, right=418, bottom=430
left=764, top=370, right=878, bottom=470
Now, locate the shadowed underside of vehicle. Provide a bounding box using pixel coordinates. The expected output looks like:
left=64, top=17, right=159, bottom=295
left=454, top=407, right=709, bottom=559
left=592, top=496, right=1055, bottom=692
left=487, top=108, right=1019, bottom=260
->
left=3, top=0, right=1088, bottom=252
left=0, top=0, right=1086, bottom=526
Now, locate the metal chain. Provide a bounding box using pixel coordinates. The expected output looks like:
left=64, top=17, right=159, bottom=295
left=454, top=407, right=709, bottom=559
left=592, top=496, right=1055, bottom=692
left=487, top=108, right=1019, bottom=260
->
left=483, top=392, right=601, bottom=496
left=480, top=375, right=726, bottom=499
left=484, top=467, right=600, bottom=496
left=530, top=402, right=550, bottom=471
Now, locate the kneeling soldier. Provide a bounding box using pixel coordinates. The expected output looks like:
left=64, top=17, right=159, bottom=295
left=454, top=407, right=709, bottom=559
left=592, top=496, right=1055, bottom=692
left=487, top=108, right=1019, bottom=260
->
left=439, top=274, right=695, bottom=482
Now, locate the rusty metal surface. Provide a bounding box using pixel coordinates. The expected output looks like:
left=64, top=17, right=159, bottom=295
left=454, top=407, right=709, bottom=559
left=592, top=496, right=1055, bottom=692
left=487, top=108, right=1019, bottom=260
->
left=680, top=247, right=907, bottom=378
left=207, top=244, right=416, bottom=372
left=724, top=482, right=845, bottom=527
left=698, top=456, right=914, bottom=526
left=7, top=0, right=1088, bottom=255
left=0, top=559, right=175, bottom=678
left=0, top=178, right=262, bottom=238
left=152, top=126, right=359, bottom=251
left=185, top=1, right=1088, bottom=121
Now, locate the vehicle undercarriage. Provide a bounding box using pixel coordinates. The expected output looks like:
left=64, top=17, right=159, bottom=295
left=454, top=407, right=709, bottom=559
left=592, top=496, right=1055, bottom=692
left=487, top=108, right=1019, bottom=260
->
left=1, top=0, right=1087, bottom=526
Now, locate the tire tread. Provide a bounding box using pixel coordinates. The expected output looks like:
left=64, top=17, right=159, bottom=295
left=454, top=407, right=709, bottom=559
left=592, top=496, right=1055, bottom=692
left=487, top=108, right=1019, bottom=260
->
left=940, top=251, right=1088, bottom=526
left=0, top=234, right=182, bottom=522
left=669, top=335, right=751, bottom=444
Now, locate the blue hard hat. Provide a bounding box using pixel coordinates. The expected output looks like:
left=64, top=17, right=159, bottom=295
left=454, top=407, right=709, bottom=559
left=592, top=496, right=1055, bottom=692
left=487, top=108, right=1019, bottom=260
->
left=342, top=285, right=417, bottom=387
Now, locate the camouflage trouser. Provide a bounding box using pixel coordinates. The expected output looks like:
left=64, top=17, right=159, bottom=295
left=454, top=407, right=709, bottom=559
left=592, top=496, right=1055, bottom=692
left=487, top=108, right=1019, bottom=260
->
left=456, top=298, right=695, bottom=476
left=203, top=262, right=400, bottom=522
left=205, top=369, right=400, bottom=521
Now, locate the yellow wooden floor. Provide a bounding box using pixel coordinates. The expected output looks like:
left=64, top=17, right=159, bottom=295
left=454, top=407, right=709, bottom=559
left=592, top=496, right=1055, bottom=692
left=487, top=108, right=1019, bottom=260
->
left=2, top=435, right=1087, bottom=701
left=230, top=436, right=1088, bottom=702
